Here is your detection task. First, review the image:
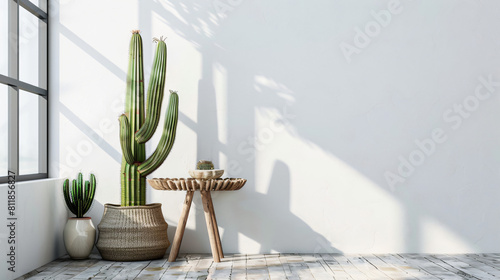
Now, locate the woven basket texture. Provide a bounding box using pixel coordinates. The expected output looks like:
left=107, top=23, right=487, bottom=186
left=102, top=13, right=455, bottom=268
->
left=96, top=203, right=170, bottom=261
left=148, top=178, right=247, bottom=191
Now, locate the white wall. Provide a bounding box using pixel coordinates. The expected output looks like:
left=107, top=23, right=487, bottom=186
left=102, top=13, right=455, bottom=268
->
left=49, top=0, right=500, bottom=254
left=0, top=179, right=66, bottom=280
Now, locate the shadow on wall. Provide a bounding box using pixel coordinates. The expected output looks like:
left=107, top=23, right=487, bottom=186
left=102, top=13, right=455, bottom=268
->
left=170, top=160, right=340, bottom=254
left=51, top=0, right=500, bottom=253
left=48, top=0, right=342, bottom=254
left=141, top=0, right=500, bottom=252
left=221, top=160, right=341, bottom=253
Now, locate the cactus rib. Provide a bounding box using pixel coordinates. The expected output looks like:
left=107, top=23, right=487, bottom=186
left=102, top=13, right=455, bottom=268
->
left=135, top=40, right=167, bottom=143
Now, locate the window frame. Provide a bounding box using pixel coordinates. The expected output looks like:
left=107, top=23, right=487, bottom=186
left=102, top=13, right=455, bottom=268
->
left=0, top=0, right=48, bottom=183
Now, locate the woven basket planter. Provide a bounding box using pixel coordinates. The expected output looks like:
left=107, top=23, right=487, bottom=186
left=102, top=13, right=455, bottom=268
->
left=96, top=203, right=170, bottom=261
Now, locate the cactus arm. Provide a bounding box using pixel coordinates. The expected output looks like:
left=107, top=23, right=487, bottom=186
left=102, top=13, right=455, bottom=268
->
left=71, top=179, right=78, bottom=217
left=77, top=174, right=84, bottom=218
left=83, top=180, right=90, bottom=214
left=119, top=114, right=135, bottom=165
left=77, top=176, right=83, bottom=218
left=88, top=174, right=96, bottom=210
left=77, top=172, right=83, bottom=216
left=126, top=32, right=146, bottom=160
left=82, top=175, right=96, bottom=215
left=73, top=179, right=78, bottom=217
left=138, top=90, right=179, bottom=176
left=63, top=179, right=77, bottom=216
left=135, top=41, right=167, bottom=144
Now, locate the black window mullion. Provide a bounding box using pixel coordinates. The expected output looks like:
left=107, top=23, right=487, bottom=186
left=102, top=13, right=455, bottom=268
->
left=0, top=173, right=46, bottom=184
left=0, top=74, right=47, bottom=96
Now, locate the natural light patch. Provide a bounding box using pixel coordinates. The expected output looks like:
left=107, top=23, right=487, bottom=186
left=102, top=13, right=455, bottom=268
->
left=238, top=232, right=261, bottom=253
left=197, top=18, right=214, bottom=38
left=214, top=62, right=228, bottom=145
left=208, top=12, right=219, bottom=26
left=219, top=151, right=228, bottom=175
left=254, top=75, right=295, bottom=102
left=421, top=217, right=475, bottom=253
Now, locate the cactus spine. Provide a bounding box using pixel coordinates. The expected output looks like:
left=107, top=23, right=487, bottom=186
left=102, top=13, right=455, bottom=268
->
left=63, top=173, right=96, bottom=218
left=119, top=31, right=179, bottom=206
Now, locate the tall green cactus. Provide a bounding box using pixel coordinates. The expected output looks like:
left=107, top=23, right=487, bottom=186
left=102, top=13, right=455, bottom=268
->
left=63, top=173, right=96, bottom=218
left=119, top=31, right=179, bottom=206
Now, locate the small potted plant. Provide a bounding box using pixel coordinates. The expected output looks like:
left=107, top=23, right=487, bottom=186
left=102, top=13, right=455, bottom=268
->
left=62, top=172, right=97, bottom=259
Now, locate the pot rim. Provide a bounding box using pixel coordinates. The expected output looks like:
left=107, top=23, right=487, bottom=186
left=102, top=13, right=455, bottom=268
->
left=68, top=217, right=92, bottom=220
left=103, top=203, right=162, bottom=210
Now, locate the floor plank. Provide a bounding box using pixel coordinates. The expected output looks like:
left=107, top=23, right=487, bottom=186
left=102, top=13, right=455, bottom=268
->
left=378, top=254, right=438, bottom=280
left=265, top=254, right=287, bottom=280
left=19, top=253, right=500, bottom=279
left=320, top=254, right=353, bottom=280
left=453, top=254, right=500, bottom=278
left=229, top=254, right=246, bottom=280
left=363, top=254, right=418, bottom=279
left=435, top=254, right=497, bottom=280
left=400, top=254, right=464, bottom=280
left=332, top=254, right=370, bottom=279
left=424, top=254, right=482, bottom=279
left=133, top=255, right=171, bottom=280
left=246, top=254, right=269, bottom=280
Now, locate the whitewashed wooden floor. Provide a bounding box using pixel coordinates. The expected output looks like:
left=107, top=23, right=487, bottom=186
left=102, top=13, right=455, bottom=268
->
left=17, top=253, right=500, bottom=279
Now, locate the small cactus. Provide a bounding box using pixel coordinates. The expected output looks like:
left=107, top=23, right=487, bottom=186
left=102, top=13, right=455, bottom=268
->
left=196, top=160, right=214, bottom=170
left=62, top=173, right=96, bottom=218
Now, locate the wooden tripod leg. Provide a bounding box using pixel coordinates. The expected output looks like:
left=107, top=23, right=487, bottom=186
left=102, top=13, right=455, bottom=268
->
left=168, top=191, right=194, bottom=262
left=208, top=192, right=224, bottom=258
left=201, top=190, right=221, bottom=262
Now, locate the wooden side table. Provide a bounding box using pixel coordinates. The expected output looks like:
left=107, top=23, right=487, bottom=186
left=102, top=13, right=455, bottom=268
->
left=148, top=178, right=247, bottom=262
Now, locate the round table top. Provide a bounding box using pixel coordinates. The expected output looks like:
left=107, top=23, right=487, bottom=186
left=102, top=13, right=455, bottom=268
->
left=148, top=178, right=247, bottom=191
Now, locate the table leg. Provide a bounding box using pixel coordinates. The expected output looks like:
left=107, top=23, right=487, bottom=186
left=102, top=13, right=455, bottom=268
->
left=168, top=191, right=194, bottom=262
left=201, top=190, right=221, bottom=262
left=207, top=191, right=224, bottom=258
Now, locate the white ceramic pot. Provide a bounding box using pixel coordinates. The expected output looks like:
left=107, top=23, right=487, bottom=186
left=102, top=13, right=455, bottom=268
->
left=63, top=217, right=96, bottom=259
